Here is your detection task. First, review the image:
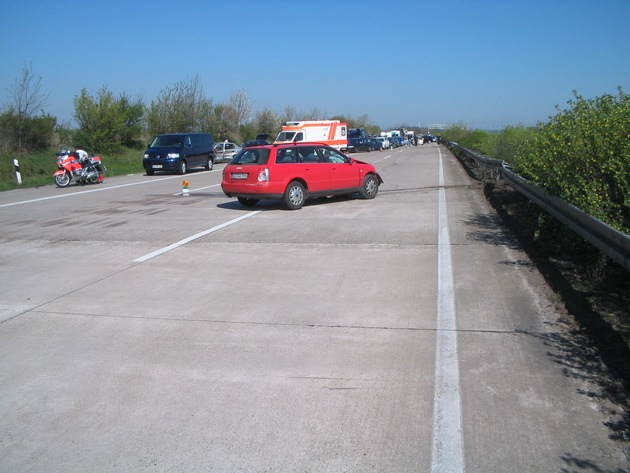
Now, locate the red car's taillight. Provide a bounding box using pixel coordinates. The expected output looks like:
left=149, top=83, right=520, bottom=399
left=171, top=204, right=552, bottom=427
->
left=258, top=168, right=269, bottom=182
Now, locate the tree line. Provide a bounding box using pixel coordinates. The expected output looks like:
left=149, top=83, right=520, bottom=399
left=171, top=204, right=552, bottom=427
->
left=1, top=64, right=380, bottom=155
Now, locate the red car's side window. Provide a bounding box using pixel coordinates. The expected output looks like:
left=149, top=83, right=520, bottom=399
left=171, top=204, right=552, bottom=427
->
left=275, top=148, right=297, bottom=164
left=297, top=146, right=322, bottom=163
left=320, top=147, right=348, bottom=163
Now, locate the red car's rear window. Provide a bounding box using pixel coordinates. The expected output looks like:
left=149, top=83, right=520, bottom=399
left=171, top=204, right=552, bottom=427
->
left=230, top=148, right=270, bottom=164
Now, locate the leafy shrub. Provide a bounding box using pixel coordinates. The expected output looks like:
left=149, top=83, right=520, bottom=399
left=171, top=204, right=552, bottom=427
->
left=0, top=111, right=57, bottom=154
left=487, top=125, right=538, bottom=162
left=510, top=88, right=630, bottom=233
left=73, top=87, right=144, bottom=154
left=442, top=123, right=537, bottom=160
left=441, top=123, right=484, bottom=149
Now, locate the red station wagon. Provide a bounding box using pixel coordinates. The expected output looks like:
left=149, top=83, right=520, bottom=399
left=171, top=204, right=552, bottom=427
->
left=221, top=142, right=383, bottom=210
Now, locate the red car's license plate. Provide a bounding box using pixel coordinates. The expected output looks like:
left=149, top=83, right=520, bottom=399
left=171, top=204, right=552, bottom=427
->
left=231, top=173, right=248, bottom=179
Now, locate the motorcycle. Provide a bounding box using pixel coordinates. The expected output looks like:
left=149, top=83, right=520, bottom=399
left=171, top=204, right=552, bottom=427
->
left=53, top=149, right=106, bottom=187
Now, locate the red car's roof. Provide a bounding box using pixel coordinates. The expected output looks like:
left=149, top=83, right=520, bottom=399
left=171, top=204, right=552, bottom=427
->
left=248, top=141, right=336, bottom=149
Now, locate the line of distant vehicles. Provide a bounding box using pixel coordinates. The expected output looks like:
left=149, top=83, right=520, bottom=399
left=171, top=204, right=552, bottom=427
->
left=273, top=120, right=438, bottom=153
left=215, top=121, right=437, bottom=164
left=142, top=120, right=439, bottom=175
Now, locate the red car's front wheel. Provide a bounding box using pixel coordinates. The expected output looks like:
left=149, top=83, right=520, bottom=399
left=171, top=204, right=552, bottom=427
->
left=359, top=174, right=379, bottom=199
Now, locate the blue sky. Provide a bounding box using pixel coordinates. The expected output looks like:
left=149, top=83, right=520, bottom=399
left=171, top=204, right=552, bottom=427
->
left=1, top=0, right=628, bottom=130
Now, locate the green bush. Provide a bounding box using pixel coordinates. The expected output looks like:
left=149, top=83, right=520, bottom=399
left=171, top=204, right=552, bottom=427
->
left=510, top=88, right=630, bottom=233
left=0, top=112, right=57, bottom=154
left=441, top=123, right=538, bottom=160
left=487, top=125, right=538, bottom=162
left=73, top=87, right=145, bottom=154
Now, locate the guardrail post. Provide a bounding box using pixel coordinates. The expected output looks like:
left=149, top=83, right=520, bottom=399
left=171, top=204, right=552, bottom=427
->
left=13, top=158, right=22, bottom=184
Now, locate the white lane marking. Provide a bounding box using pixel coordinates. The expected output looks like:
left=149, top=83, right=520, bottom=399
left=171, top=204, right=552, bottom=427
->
left=373, top=154, right=393, bottom=164
left=431, top=146, right=465, bottom=472
left=0, top=171, right=223, bottom=208
left=133, top=211, right=262, bottom=263
left=193, top=184, right=221, bottom=191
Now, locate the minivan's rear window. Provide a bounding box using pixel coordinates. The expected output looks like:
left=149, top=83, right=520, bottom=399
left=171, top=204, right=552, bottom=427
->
left=230, top=148, right=270, bottom=164
left=150, top=135, right=184, bottom=147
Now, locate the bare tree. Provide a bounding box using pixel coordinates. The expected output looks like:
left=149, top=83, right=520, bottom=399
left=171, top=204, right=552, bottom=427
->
left=228, top=89, right=253, bottom=125
left=5, top=62, right=50, bottom=151
left=7, top=62, right=49, bottom=119
left=354, top=113, right=370, bottom=128
left=279, top=106, right=325, bottom=124
left=212, top=104, right=240, bottom=141
left=253, top=107, right=281, bottom=136
left=302, top=107, right=325, bottom=121
left=147, top=75, right=207, bottom=135
left=279, top=106, right=299, bottom=124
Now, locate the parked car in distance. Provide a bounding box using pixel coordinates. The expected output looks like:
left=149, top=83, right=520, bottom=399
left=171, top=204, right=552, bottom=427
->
left=221, top=142, right=383, bottom=210
left=348, top=137, right=374, bottom=152
left=143, top=133, right=215, bottom=175
left=375, top=137, right=390, bottom=149
left=241, top=139, right=270, bottom=148
left=214, top=141, right=242, bottom=163
left=368, top=137, right=383, bottom=151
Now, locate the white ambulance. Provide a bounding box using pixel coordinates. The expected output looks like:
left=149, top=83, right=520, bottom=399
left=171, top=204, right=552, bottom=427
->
left=274, top=120, right=348, bottom=151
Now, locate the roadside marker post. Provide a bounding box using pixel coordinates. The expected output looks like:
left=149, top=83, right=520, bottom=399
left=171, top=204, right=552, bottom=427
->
left=14, top=159, right=22, bottom=184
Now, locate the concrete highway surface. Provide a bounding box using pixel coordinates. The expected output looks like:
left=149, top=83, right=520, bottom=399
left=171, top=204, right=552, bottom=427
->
left=1, top=144, right=627, bottom=472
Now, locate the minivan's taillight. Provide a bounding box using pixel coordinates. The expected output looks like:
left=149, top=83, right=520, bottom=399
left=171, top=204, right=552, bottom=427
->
left=258, top=168, right=269, bottom=182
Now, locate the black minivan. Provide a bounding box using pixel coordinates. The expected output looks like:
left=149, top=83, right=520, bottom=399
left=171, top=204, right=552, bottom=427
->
left=143, top=133, right=215, bottom=175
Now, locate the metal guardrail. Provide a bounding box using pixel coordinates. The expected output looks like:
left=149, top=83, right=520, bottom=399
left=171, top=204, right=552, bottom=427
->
left=448, top=142, right=503, bottom=171
left=447, top=142, right=503, bottom=180
left=446, top=142, right=630, bottom=272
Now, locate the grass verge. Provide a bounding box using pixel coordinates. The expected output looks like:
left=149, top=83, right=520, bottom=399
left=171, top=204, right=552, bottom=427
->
left=0, top=147, right=145, bottom=191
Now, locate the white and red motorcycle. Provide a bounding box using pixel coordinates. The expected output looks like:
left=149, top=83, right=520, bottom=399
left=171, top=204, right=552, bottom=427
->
left=53, top=149, right=106, bottom=188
